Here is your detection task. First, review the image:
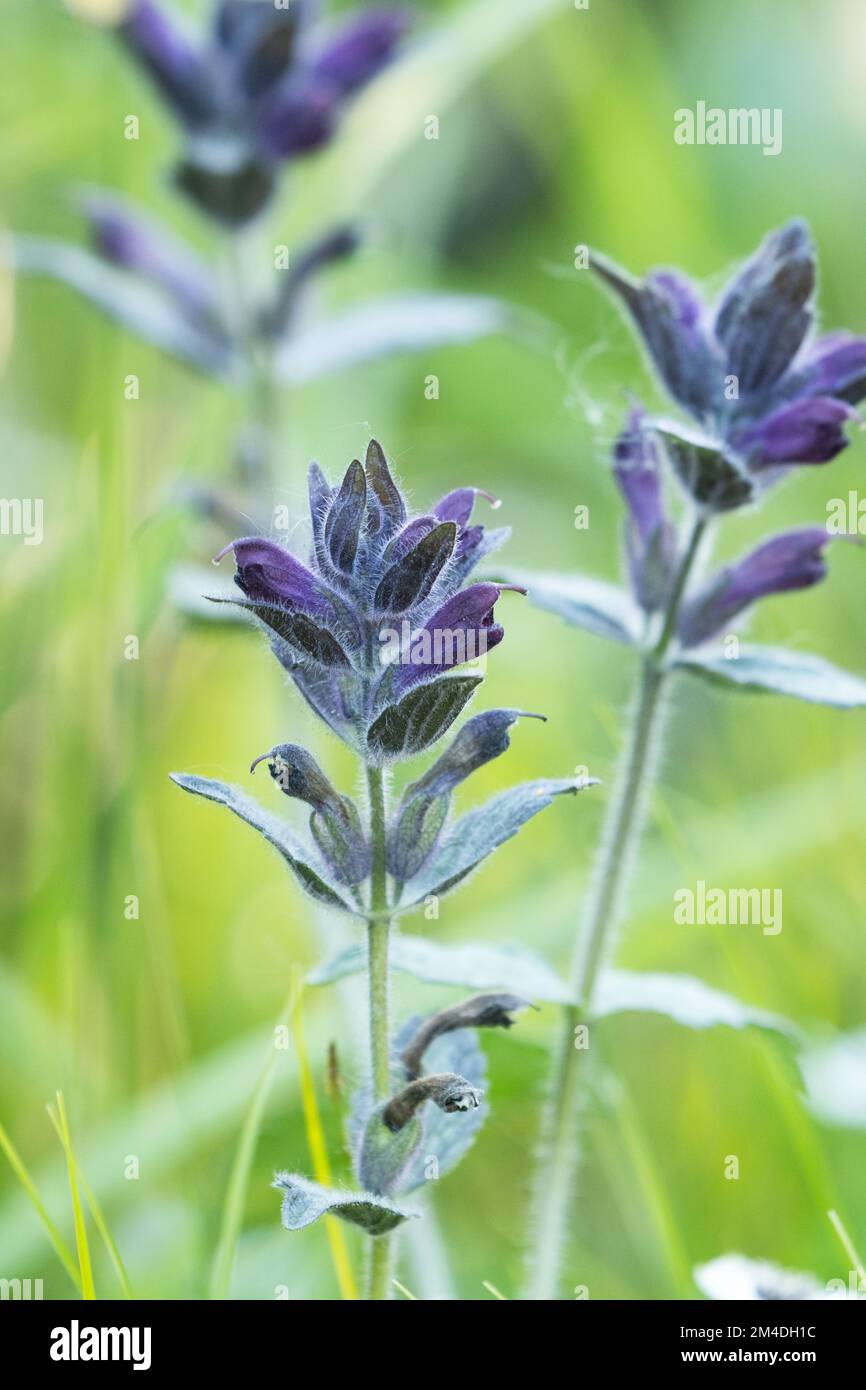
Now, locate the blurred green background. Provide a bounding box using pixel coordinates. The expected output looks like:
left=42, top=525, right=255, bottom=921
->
left=2, top=0, right=865, bottom=1300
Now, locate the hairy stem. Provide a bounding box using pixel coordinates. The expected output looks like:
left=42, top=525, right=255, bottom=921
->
left=365, top=762, right=393, bottom=1300
left=524, top=514, right=707, bottom=1301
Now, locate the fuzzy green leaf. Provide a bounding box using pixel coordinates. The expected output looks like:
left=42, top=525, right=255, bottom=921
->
left=169, top=774, right=357, bottom=913
left=675, top=646, right=866, bottom=708
left=273, top=1173, right=414, bottom=1235
left=505, top=569, right=641, bottom=645
left=274, top=292, right=520, bottom=385
left=310, top=934, right=571, bottom=1003
left=595, top=969, right=800, bottom=1041
left=402, top=777, right=594, bottom=903
left=15, top=237, right=234, bottom=378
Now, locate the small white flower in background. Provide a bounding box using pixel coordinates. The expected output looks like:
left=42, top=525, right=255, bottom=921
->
left=695, top=1254, right=861, bottom=1301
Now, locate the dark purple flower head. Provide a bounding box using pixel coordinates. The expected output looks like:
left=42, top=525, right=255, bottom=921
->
left=213, top=440, right=511, bottom=760
left=678, top=527, right=834, bottom=648
left=115, top=1, right=408, bottom=224
left=593, top=221, right=866, bottom=509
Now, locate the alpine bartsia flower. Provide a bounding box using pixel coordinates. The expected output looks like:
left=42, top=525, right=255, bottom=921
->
left=593, top=220, right=866, bottom=510
left=213, top=439, right=512, bottom=759
left=118, top=1, right=408, bottom=223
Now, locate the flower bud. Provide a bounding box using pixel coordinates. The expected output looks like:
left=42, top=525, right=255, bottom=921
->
left=251, top=744, right=370, bottom=885
left=387, top=710, right=540, bottom=881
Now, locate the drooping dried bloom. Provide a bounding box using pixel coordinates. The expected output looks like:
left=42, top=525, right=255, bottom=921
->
left=593, top=221, right=866, bottom=511
left=118, top=1, right=408, bottom=224
left=400, top=992, right=532, bottom=1079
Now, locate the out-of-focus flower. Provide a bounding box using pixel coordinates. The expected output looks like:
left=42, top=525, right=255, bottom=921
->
left=118, top=1, right=408, bottom=223
left=695, top=1254, right=862, bottom=1301
left=593, top=221, right=866, bottom=510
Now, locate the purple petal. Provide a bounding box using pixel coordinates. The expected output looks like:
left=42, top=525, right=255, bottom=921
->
left=393, top=582, right=505, bottom=693
left=215, top=0, right=302, bottom=97
left=311, top=9, right=407, bottom=96
left=613, top=407, right=666, bottom=544
left=433, top=486, right=499, bottom=528
left=592, top=254, right=719, bottom=417
left=80, top=192, right=217, bottom=324
left=613, top=409, right=677, bottom=611
left=118, top=0, right=215, bottom=126
left=738, top=396, right=856, bottom=468
left=216, top=536, right=333, bottom=621
left=796, top=332, right=866, bottom=405
left=257, top=78, right=338, bottom=158
left=678, top=527, right=832, bottom=647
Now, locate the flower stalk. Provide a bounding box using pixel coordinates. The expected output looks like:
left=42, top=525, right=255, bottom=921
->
left=526, top=513, right=707, bottom=1300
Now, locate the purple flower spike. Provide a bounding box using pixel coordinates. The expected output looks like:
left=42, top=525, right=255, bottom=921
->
left=112, top=2, right=410, bottom=225
left=119, top=0, right=215, bottom=127
left=738, top=397, right=857, bottom=469
left=312, top=9, right=408, bottom=95
left=613, top=408, right=678, bottom=612
left=678, top=527, right=833, bottom=648
left=215, top=442, right=509, bottom=754
left=592, top=220, right=866, bottom=507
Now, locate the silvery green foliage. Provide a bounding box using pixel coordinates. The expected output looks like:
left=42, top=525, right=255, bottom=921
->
left=803, top=1029, right=866, bottom=1128
left=169, top=772, right=357, bottom=912
left=312, top=936, right=798, bottom=1045
left=311, top=935, right=573, bottom=1000
left=274, top=1173, right=414, bottom=1236
left=674, top=647, right=866, bottom=708
left=399, top=776, right=598, bottom=904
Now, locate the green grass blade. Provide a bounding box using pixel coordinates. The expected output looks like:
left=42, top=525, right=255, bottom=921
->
left=209, top=986, right=297, bottom=1300
left=45, top=1105, right=133, bottom=1299
left=50, top=1092, right=96, bottom=1300
left=0, top=1119, right=81, bottom=1292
